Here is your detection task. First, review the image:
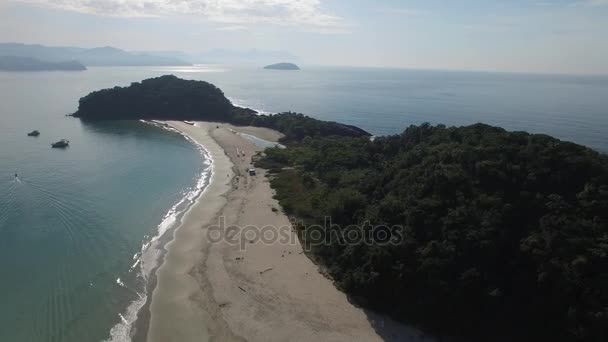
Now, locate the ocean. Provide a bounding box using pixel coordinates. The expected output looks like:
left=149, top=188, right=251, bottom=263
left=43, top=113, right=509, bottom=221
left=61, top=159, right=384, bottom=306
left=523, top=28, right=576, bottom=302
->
left=0, top=66, right=607, bottom=342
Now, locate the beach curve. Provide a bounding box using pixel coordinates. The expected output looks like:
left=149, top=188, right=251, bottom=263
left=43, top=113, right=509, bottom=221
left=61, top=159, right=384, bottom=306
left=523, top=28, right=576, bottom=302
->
left=144, top=121, right=428, bottom=342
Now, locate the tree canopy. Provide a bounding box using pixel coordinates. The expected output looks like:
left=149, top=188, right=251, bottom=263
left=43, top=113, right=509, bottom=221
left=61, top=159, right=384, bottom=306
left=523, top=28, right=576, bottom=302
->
left=73, top=75, right=370, bottom=142
left=74, top=76, right=608, bottom=340
left=258, top=123, right=608, bottom=342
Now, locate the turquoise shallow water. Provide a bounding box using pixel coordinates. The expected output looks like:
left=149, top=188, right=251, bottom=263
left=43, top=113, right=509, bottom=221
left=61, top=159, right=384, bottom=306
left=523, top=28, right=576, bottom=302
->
left=0, top=66, right=607, bottom=342
left=0, top=72, right=206, bottom=342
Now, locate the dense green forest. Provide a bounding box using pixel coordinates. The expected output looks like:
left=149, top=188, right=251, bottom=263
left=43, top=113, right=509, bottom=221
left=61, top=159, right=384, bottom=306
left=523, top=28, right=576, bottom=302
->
left=73, top=75, right=369, bottom=142
left=258, top=123, right=608, bottom=341
left=74, top=76, right=608, bottom=340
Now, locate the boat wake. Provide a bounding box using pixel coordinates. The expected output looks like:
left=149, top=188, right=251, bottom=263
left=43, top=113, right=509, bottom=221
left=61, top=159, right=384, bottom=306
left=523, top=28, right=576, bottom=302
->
left=0, top=176, right=20, bottom=230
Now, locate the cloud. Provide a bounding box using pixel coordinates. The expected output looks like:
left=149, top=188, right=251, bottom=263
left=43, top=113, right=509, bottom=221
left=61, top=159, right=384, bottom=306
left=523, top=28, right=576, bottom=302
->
left=215, top=25, right=248, bottom=31
left=376, top=7, right=426, bottom=16
left=12, top=0, right=346, bottom=30
left=575, top=0, right=608, bottom=6
left=585, top=0, right=608, bottom=5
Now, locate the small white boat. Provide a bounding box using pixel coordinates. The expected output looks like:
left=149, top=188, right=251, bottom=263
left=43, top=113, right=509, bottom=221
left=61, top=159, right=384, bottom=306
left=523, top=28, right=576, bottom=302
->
left=184, top=121, right=195, bottom=126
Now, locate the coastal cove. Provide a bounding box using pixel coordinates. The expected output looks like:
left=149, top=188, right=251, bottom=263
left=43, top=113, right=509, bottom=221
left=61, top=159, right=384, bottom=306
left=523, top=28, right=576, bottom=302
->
left=3, top=1, right=608, bottom=340
left=73, top=75, right=608, bottom=342
left=67, top=71, right=434, bottom=340
left=0, top=118, right=205, bottom=341
left=1, top=66, right=608, bottom=342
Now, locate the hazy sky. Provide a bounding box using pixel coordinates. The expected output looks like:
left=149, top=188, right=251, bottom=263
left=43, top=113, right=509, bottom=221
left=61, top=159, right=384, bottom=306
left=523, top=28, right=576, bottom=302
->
left=1, top=0, right=607, bottom=74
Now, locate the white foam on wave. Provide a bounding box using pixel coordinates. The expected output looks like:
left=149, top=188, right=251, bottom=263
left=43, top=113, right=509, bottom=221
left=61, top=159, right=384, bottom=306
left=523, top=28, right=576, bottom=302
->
left=119, top=314, right=129, bottom=324
left=105, top=121, right=214, bottom=342
left=106, top=295, right=147, bottom=342
left=130, top=259, right=140, bottom=270
left=228, top=97, right=272, bottom=115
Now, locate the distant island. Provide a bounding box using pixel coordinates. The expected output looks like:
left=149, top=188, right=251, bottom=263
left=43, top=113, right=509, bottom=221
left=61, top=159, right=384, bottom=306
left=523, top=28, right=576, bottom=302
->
left=0, top=56, right=86, bottom=71
left=73, top=75, right=608, bottom=342
left=72, top=75, right=368, bottom=142
left=264, top=62, right=300, bottom=70
left=0, top=43, right=190, bottom=67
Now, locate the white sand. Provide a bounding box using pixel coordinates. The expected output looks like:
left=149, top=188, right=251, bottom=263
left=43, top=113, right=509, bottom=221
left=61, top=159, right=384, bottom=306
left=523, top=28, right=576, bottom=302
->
left=146, top=121, right=429, bottom=342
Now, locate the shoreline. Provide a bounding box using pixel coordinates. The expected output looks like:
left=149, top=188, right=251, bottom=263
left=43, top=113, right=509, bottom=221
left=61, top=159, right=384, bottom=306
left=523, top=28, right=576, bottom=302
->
left=123, top=120, right=215, bottom=342
left=141, top=121, right=429, bottom=342
left=143, top=121, right=237, bottom=342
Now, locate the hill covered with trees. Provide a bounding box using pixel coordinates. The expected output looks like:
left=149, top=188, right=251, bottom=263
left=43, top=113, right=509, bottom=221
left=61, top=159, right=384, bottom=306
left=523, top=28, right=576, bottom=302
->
left=73, top=75, right=369, bottom=142
left=258, top=123, right=608, bottom=342
left=264, top=62, right=300, bottom=70
left=73, top=75, right=608, bottom=340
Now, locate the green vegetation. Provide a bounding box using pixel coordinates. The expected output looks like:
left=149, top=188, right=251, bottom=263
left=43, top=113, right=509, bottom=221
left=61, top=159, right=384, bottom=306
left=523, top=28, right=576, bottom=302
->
left=74, top=76, right=608, bottom=340
left=258, top=123, right=608, bottom=341
left=73, top=75, right=369, bottom=142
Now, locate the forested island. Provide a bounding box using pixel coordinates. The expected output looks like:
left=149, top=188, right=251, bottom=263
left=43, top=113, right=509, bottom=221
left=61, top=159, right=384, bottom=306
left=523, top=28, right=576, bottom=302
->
left=0, top=56, right=86, bottom=71
left=72, top=75, right=368, bottom=142
left=263, top=62, right=300, bottom=70
left=74, top=76, right=608, bottom=341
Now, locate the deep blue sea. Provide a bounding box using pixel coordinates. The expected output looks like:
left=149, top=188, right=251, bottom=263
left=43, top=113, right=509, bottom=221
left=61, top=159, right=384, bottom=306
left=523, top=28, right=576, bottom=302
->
left=0, top=66, right=607, bottom=342
left=175, top=65, right=608, bottom=152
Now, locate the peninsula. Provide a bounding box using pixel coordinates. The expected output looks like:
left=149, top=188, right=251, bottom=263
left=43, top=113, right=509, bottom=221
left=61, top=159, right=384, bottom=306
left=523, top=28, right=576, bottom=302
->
left=0, top=56, right=86, bottom=71
left=74, top=77, right=608, bottom=342
left=72, top=75, right=368, bottom=142
left=263, top=62, right=300, bottom=70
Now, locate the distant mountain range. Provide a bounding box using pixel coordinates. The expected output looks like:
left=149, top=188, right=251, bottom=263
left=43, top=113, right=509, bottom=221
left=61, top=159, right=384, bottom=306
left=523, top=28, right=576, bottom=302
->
left=0, top=43, right=190, bottom=67
left=0, top=56, right=86, bottom=71
left=0, top=43, right=300, bottom=69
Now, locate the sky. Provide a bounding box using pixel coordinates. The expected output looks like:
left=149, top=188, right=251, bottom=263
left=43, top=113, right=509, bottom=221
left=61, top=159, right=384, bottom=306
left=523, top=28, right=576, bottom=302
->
left=0, top=0, right=607, bottom=74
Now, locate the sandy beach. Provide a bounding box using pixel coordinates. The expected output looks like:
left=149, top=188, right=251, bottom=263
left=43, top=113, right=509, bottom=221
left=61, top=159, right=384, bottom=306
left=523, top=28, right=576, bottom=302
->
left=144, top=121, right=428, bottom=342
